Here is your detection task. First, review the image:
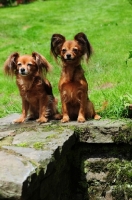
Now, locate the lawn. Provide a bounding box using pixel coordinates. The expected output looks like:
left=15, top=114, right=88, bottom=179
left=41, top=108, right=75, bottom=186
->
left=0, top=0, right=132, bottom=118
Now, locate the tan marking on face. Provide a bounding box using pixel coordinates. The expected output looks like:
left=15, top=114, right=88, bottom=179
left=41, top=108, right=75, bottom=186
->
left=61, top=40, right=80, bottom=60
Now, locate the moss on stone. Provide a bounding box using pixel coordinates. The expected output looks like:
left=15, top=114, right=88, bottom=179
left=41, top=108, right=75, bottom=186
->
left=84, top=160, right=109, bottom=173
left=81, top=143, right=132, bottom=199
left=16, top=142, right=28, bottom=147
left=0, top=136, right=13, bottom=147
left=33, top=142, right=44, bottom=149
left=112, top=186, right=125, bottom=199
left=107, top=160, right=132, bottom=184
left=74, top=126, right=94, bottom=142
left=112, top=123, right=132, bottom=144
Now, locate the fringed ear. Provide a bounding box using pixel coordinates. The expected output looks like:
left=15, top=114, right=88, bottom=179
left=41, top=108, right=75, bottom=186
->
left=74, top=32, right=92, bottom=62
left=50, top=34, right=65, bottom=59
left=4, top=52, right=19, bottom=77
left=32, top=52, right=52, bottom=77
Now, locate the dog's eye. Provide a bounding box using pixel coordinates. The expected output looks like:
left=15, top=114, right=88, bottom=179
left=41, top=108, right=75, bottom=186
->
left=62, top=48, right=66, bottom=53
left=73, top=48, right=78, bottom=52
left=27, top=63, right=32, bottom=67
left=17, top=63, right=22, bottom=66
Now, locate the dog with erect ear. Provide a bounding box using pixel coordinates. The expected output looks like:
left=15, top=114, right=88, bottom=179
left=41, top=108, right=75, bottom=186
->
left=4, top=52, right=62, bottom=123
left=51, top=32, right=101, bottom=122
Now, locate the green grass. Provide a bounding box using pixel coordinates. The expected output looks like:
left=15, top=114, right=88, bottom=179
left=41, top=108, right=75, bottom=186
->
left=0, top=0, right=132, bottom=118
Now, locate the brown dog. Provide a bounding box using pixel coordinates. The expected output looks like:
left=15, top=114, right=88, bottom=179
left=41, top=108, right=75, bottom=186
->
left=51, top=32, right=100, bottom=122
left=4, top=52, right=61, bottom=123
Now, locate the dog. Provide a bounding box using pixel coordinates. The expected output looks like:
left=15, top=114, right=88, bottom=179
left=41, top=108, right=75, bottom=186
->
left=51, top=32, right=101, bottom=122
left=4, top=52, right=61, bottom=123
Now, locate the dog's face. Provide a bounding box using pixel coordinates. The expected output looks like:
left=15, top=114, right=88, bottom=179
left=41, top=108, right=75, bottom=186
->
left=51, top=32, right=92, bottom=64
left=16, top=55, right=37, bottom=76
left=4, top=52, right=51, bottom=77
left=60, top=40, right=82, bottom=62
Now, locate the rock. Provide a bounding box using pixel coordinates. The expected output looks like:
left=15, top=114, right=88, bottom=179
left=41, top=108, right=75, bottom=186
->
left=0, top=151, right=35, bottom=199
left=0, top=114, right=131, bottom=199
left=0, top=130, right=15, bottom=139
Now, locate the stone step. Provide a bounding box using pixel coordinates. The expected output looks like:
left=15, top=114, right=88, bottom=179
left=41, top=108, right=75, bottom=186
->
left=0, top=114, right=131, bottom=199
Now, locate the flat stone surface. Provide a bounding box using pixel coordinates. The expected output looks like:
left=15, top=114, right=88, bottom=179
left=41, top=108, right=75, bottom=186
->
left=12, top=129, right=73, bottom=151
left=0, top=113, right=20, bottom=125
left=0, top=130, right=15, bottom=139
left=3, top=146, right=53, bottom=163
left=86, top=171, right=107, bottom=182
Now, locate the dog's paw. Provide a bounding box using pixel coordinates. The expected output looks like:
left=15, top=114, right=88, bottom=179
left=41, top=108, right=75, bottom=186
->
left=94, top=114, right=101, bottom=120
left=77, top=116, right=86, bottom=123
left=13, top=118, right=25, bottom=123
left=36, top=117, right=48, bottom=123
left=53, top=113, right=62, bottom=120
left=61, top=115, right=69, bottom=123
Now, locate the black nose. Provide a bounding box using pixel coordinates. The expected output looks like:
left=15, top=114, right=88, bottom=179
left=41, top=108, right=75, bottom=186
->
left=20, top=68, right=25, bottom=73
left=66, top=54, right=71, bottom=59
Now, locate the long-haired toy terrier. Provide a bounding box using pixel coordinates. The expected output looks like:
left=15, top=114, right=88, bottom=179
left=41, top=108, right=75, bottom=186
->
left=51, top=32, right=100, bottom=122
left=4, top=52, right=61, bottom=123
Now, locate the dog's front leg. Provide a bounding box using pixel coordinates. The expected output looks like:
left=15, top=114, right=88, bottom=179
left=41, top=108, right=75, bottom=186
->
left=78, top=107, right=86, bottom=122
left=14, top=99, right=29, bottom=123
left=36, top=97, right=48, bottom=123
left=61, top=101, right=70, bottom=123
left=77, top=93, right=87, bottom=123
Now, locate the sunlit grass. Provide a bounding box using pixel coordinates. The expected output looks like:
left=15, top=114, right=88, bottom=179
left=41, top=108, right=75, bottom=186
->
left=0, top=0, right=132, bottom=118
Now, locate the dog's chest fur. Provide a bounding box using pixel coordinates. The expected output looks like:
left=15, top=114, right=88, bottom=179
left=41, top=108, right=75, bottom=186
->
left=59, top=66, right=87, bottom=103
left=17, top=77, right=44, bottom=100
left=61, top=65, right=84, bottom=82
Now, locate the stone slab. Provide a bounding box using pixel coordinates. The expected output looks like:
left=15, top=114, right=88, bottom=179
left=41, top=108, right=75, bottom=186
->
left=0, top=150, right=35, bottom=199
left=0, top=114, right=131, bottom=199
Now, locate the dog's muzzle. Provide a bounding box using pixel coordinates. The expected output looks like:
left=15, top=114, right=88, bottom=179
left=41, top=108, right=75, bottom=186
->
left=65, top=54, right=73, bottom=60
left=19, top=68, right=28, bottom=76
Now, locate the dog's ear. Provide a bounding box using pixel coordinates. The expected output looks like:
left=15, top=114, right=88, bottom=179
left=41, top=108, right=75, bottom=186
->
left=4, top=52, right=19, bottom=77
left=74, top=32, right=92, bottom=61
left=32, top=52, right=52, bottom=76
left=51, top=34, right=65, bottom=59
